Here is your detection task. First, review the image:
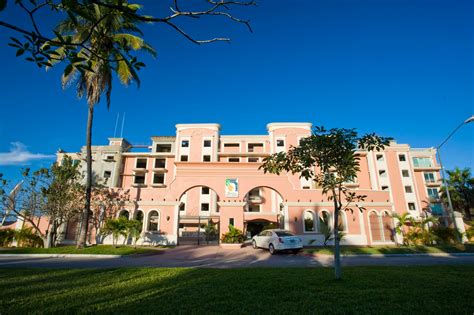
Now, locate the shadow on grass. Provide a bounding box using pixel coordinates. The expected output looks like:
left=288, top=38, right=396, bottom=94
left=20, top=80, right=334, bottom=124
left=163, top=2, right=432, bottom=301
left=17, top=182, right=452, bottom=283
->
left=1, top=266, right=473, bottom=313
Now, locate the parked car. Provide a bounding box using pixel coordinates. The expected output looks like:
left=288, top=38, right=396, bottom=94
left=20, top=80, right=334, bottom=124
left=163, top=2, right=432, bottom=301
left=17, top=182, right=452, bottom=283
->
left=252, top=229, right=303, bottom=254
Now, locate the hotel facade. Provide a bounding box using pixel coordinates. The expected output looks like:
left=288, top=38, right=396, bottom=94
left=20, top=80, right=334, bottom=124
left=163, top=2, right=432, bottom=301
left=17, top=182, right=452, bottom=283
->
left=57, top=122, right=445, bottom=246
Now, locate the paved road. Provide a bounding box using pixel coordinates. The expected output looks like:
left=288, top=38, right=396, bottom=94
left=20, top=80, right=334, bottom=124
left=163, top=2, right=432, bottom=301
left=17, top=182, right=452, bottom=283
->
left=1, top=246, right=474, bottom=268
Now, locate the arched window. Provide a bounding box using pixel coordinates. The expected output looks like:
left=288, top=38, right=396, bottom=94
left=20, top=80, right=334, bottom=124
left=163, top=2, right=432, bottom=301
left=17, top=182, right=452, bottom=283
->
left=147, top=210, right=160, bottom=232
left=381, top=211, right=394, bottom=242
left=319, top=210, right=331, bottom=232
left=338, top=211, right=348, bottom=232
left=135, top=210, right=144, bottom=232
left=303, top=210, right=316, bottom=232
left=119, top=209, right=129, bottom=220
left=369, top=211, right=383, bottom=242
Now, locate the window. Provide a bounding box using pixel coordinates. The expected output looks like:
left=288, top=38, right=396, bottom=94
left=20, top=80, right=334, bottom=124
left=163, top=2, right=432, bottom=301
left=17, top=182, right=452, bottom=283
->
left=119, top=210, right=129, bottom=219
left=248, top=204, right=260, bottom=212
left=136, top=158, right=147, bottom=169
left=202, top=187, right=210, bottom=195
left=408, top=203, right=416, bottom=211
left=376, top=154, right=384, bottom=161
left=224, top=143, right=239, bottom=147
left=154, top=158, right=166, bottom=168
left=338, top=211, right=347, bottom=232
left=156, top=144, right=171, bottom=152
left=424, top=172, right=435, bottom=183
left=404, top=186, right=413, bottom=193
left=106, top=155, right=114, bottom=161
left=229, top=158, right=240, bottom=162
left=135, top=211, right=144, bottom=231
left=319, top=211, right=330, bottom=232
left=153, top=173, right=164, bottom=185
left=427, top=188, right=439, bottom=199
left=72, top=159, right=80, bottom=166
left=203, top=140, right=212, bottom=147
left=378, top=170, right=387, bottom=177
left=181, top=140, right=189, bottom=147
left=276, top=139, right=285, bottom=147
left=381, top=186, right=389, bottom=191
left=179, top=203, right=185, bottom=211
left=201, top=203, right=209, bottom=211
left=248, top=157, right=259, bottom=162
left=413, top=157, right=432, bottom=168
left=402, top=170, right=410, bottom=177
left=147, top=211, right=159, bottom=231
left=248, top=143, right=263, bottom=152
left=302, top=186, right=310, bottom=190
left=203, top=155, right=211, bottom=162
left=398, top=154, right=406, bottom=162
left=103, top=171, right=111, bottom=178
left=229, top=218, right=234, bottom=226
left=133, top=174, right=145, bottom=185
left=304, top=211, right=315, bottom=232
left=180, top=155, right=188, bottom=162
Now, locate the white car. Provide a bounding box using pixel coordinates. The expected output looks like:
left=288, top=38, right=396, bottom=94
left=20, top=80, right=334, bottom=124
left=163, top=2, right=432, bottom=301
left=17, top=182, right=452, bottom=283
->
left=252, top=229, right=303, bottom=255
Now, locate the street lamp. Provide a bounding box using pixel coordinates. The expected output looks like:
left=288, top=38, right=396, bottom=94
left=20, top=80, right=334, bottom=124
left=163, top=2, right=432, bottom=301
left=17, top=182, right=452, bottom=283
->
left=436, top=115, right=474, bottom=241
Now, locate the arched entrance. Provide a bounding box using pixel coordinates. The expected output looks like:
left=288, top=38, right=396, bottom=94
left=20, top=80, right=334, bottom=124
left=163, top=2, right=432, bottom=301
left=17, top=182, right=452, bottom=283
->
left=177, top=185, right=220, bottom=245
left=243, top=186, right=284, bottom=237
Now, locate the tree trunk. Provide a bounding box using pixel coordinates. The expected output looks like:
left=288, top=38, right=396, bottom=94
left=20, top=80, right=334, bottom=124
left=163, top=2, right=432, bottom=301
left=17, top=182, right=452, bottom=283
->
left=77, top=104, right=94, bottom=249
left=332, top=190, right=342, bottom=280
left=45, top=219, right=56, bottom=248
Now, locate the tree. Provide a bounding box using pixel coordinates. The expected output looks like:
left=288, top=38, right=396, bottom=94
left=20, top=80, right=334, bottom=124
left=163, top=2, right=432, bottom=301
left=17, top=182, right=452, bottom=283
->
left=1, top=0, right=254, bottom=249
left=126, top=219, right=142, bottom=248
left=441, top=167, right=474, bottom=221
left=89, top=186, right=130, bottom=244
left=101, top=216, right=128, bottom=247
left=260, top=127, right=390, bottom=279
left=0, top=157, right=83, bottom=247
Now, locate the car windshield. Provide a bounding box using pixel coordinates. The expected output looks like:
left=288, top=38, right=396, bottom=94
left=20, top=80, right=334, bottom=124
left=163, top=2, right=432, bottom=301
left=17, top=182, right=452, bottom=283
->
left=275, top=231, right=294, bottom=237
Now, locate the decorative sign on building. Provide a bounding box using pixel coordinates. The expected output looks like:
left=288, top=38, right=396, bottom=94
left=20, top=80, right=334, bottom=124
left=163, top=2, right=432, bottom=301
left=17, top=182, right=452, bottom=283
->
left=225, top=178, right=239, bottom=197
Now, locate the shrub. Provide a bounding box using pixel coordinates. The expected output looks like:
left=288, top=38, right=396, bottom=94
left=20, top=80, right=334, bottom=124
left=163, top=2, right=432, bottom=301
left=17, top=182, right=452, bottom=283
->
left=221, top=225, right=245, bottom=244
left=432, top=226, right=457, bottom=244
left=466, top=223, right=474, bottom=241
left=204, top=222, right=218, bottom=242
left=15, top=228, right=44, bottom=248
left=0, top=229, right=15, bottom=247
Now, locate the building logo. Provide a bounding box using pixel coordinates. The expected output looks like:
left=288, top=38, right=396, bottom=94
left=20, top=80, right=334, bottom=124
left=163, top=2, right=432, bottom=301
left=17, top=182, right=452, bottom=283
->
left=225, top=178, right=238, bottom=197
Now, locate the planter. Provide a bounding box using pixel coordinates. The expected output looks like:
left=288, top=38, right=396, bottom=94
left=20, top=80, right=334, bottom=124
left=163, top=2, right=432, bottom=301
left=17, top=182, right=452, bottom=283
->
left=220, top=243, right=243, bottom=249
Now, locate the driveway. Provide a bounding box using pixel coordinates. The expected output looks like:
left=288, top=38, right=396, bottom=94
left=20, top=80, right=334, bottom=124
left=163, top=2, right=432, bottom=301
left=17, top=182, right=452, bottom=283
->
left=1, top=245, right=474, bottom=268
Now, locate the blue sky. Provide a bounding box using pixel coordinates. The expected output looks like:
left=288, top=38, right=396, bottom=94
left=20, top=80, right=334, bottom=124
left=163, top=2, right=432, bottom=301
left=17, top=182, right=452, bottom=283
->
left=0, top=0, right=473, bottom=183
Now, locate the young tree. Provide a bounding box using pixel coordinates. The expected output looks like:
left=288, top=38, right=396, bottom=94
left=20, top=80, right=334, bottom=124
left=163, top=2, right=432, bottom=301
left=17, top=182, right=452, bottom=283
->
left=90, top=186, right=130, bottom=244
left=260, top=127, right=390, bottom=280
left=101, top=216, right=129, bottom=247
left=441, top=167, right=474, bottom=221
left=126, top=219, right=142, bottom=248
left=0, top=157, right=83, bottom=247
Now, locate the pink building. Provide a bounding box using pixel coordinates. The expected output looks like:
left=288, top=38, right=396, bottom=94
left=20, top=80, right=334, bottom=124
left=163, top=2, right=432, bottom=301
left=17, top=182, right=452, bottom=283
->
left=58, top=123, right=444, bottom=246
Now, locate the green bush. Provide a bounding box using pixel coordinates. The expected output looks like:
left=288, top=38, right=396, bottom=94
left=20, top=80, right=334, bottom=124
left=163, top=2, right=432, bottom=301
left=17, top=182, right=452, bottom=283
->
left=221, top=225, right=245, bottom=244
left=432, top=226, right=457, bottom=244
left=0, top=229, right=16, bottom=247
left=466, top=223, right=474, bottom=241
left=15, top=228, right=44, bottom=248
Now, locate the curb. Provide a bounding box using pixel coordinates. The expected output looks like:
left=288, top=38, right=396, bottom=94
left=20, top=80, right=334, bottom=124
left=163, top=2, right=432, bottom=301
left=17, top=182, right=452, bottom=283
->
left=0, top=254, right=122, bottom=259
left=303, top=252, right=474, bottom=258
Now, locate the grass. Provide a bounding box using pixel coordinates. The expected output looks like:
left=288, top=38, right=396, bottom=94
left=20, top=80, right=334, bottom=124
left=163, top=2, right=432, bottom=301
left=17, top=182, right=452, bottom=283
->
left=0, top=245, right=165, bottom=256
left=304, top=244, right=474, bottom=255
left=0, top=266, right=473, bottom=313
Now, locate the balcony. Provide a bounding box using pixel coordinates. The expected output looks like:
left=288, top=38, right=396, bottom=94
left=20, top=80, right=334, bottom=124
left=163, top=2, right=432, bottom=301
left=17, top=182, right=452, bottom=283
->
left=247, top=195, right=263, bottom=204
left=425, top=180, right=441, bottom=187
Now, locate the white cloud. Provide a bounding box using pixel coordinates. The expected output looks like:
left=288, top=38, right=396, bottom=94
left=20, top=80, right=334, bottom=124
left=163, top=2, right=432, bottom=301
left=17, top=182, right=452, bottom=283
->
left=0, top=142, right=55, bottom=166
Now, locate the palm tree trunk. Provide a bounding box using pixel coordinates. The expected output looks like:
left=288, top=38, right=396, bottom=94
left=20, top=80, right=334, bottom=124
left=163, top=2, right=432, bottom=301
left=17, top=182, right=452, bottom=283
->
left=77, top=104, right=94, bottom=249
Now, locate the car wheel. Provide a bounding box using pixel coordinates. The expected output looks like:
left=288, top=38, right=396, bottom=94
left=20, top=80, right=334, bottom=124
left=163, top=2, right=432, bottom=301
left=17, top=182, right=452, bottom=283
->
left=269, top=244, right=276, bottom=255
left=292, top=249, right=301, bottom=254
left=252, top=240, right=257, bottom=249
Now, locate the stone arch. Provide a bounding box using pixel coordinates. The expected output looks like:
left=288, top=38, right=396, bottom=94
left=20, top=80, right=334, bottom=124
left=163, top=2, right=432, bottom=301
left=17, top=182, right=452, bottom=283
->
left=178, top=185, right=220, bottom=216
left=243, top=185, right=284, bottom=214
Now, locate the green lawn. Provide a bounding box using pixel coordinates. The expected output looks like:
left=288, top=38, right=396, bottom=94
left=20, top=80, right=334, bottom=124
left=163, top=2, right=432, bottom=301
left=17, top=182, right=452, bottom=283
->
left=0, top=266, right=473, bottom=313
left=304, top=244, right=474, bottom=255
left=0, top=245, right=165, bottom=256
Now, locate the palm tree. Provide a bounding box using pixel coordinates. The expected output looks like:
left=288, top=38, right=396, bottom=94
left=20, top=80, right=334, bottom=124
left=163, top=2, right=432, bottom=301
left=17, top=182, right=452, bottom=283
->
left=441, top=167, right=474, bottom=221
left=52, top=1, right=156, bottom=248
